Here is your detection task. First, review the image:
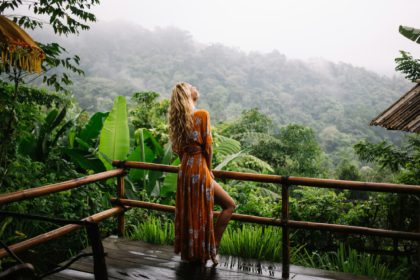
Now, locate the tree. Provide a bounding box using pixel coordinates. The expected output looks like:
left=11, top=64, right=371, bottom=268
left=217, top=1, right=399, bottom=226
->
left=219, top=108, right=275, bottom=138
left=130, top=91, right=170, bottom=144
left=0, top=0, right=100, bottom=91
left=0, top=0, right=99, bottom=173
left=354, top=135, right=420, bottom=277
left=354, top=135, right=420, bottom=185
left=277, top=124, right=327, bottom=177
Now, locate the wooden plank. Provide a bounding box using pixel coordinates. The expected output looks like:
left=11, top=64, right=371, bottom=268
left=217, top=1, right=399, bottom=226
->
left=99, top=238, right=369, bottom=280
left=70, top=254, right=274, bottom=280
left=49, top=237, right=372, bottom=280
left=44, top=268, right=120, bottom=280
left=98, top=237, right=370, bottom=280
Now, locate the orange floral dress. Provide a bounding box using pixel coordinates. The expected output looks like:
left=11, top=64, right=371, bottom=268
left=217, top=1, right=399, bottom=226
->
left=173, top=109, right=216, bottom=263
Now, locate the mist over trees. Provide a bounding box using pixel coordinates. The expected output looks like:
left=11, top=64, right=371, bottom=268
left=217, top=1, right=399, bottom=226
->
left=33, top=21, right=411, bottom=157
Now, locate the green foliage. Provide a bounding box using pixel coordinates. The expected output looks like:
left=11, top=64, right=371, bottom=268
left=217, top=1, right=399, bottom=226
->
left=63, top=111, right=107, bottom=173
left=336, top=159, right=361, bottom=181
left=277, top=124, right=327, bottom=177
left=399, top=26, right=420, bottom=44
left=0, top=1, right=99, bottom=92
left=223, top=182, right=279, bottom=217
left=220, top=110, right=327, bottom=177
left=290, top=187, right=347, bottom=223
left=18, top=106, right=76, bottom=162
left=129, top=128, right=174, bottom=197
left=219, top=224, right=284, bottom=262
left=353, top=135, right=420, bottom=247
left=130, top=91, right=170, bottom=143
left=0, top=83, right=72, bottom=181
left=219, top=108, right=275, bottom=137
left=78, top=112, right=109, bottom=147
left=160, top=157, right=180, bottom=200
left=129, top=216, right=175, bottom=245
left=354, top=135, right=420, bottom=183
left=39, top=42, right=85, bottom=92
left=98, top=96, right=130, bottom=170
left=55, top=22, right=407, bottom=153
left=1, top=0, right=99, bottom=36
left=296, top=244, right=410, bottom=280
left=213, top=133, right=242, bottom=158
left=395, top=51, right=420, bottom=82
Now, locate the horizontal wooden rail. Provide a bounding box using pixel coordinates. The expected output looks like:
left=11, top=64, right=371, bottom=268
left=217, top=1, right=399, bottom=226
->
left=111, top=198, right=282, bottom=225
left=112, top=161, right=420, bottom=194
left=288, top=220, right=420, bottom=241
left=111, top=198, right=420, bottom=241
left=0, top=169, right=125, bottom=205
left=0, top=206, right=125, bottom=259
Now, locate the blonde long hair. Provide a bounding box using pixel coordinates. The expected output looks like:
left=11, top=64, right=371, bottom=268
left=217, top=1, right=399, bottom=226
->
left=169, top=82, right=194, bottom=151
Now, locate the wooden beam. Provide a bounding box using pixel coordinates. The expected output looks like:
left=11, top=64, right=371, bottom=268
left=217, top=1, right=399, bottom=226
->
left=111, top=198, right=420, bottom=241
left=112, top=161, right=420, bottom=194
left=0, top=169, right=125, bottom=205
left=0, top=207, right=124, bottom=259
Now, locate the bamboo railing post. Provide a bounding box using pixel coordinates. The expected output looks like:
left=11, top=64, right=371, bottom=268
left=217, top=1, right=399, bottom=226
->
left=281, top=177, right=290, bottom=279
left=117, top=175, right=125, bottom=237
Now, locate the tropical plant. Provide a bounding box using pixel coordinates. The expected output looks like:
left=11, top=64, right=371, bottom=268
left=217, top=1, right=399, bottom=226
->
left=0, top=0, right=100, bottom=91
left=395, top=51, right=420, bottom=82
left=395, top=26, right=420, bottom=82
left=63, top=111, right=108, bottom=173
left=18, top=106, right=78, bottom=162
left=98, top=96, right=130, bottom=170
left=296, top=244, right=410, bottom=280
left=129, top=128, right=174, bottom=196
left=399, top=26, right=420, bottom=44
left=130, top=91, right=170, bottom=143
left=129, top=215, right=175, bottom=245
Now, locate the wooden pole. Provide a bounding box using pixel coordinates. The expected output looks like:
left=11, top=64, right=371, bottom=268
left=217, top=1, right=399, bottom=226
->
left=0, top=207, right=124, bottom=259
left=117, top=175, right=125, bottom=237
left=112, top=161, right=420, bottom=194
left=281, top=183, right=290, bottom=279
left=0, top=169, right=125, bottom=205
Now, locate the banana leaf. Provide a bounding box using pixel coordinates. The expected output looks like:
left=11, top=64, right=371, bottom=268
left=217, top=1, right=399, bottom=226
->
left=127, top=145, right=155, bottom=181
left=98, top=96, right=130, bottom=170
left=79, top=112, right=108, bottom=147
left=399, top=25, right=420, bottom=44
left=63, top=148, right=105, bottom=173
left=161, top=158, right=180, bottom=197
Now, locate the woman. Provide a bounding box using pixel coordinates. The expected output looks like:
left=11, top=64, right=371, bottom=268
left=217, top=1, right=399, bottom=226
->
left=169, top=82, right=236, bottom=265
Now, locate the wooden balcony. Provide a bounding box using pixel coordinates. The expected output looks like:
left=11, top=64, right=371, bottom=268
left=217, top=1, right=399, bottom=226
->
left=0, top=161, right=419, bottom=279
left=45, top=236, right=372, bottom=280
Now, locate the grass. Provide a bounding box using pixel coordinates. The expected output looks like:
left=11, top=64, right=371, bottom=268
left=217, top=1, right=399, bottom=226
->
left=295, top=243, right=411, bottom=280
left=219, top=224, right=283, bottom=261
left=129, top=216, right=175, bottom=245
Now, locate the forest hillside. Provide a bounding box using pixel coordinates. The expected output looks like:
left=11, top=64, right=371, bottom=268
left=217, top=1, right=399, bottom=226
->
left=34, top=21, right=411, bottom=157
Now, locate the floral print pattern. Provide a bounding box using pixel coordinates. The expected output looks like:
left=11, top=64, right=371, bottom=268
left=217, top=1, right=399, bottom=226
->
left=173, top=109, right=215, bottom=263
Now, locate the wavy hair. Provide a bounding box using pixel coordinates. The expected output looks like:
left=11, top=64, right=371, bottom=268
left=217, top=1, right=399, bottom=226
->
left=169, top=82, right=194, bottom=151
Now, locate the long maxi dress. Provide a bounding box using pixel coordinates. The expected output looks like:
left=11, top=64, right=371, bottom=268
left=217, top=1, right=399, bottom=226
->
left=174, top=109, right=217, bottom=263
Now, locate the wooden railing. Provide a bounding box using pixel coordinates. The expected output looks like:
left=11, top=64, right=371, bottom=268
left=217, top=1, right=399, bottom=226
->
left=0, top=161, right=419, bottom=279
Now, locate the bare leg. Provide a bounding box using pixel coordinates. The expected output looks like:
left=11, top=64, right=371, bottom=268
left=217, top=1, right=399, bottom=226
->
left=213, top=180, right=236, bottom=249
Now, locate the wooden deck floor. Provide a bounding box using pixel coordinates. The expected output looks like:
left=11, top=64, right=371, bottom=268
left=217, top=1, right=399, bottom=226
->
left=46, top=236, right=371, bottom=280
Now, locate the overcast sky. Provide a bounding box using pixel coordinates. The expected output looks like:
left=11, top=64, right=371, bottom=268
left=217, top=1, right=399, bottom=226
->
left=92, top=0, right=420, bottom=76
